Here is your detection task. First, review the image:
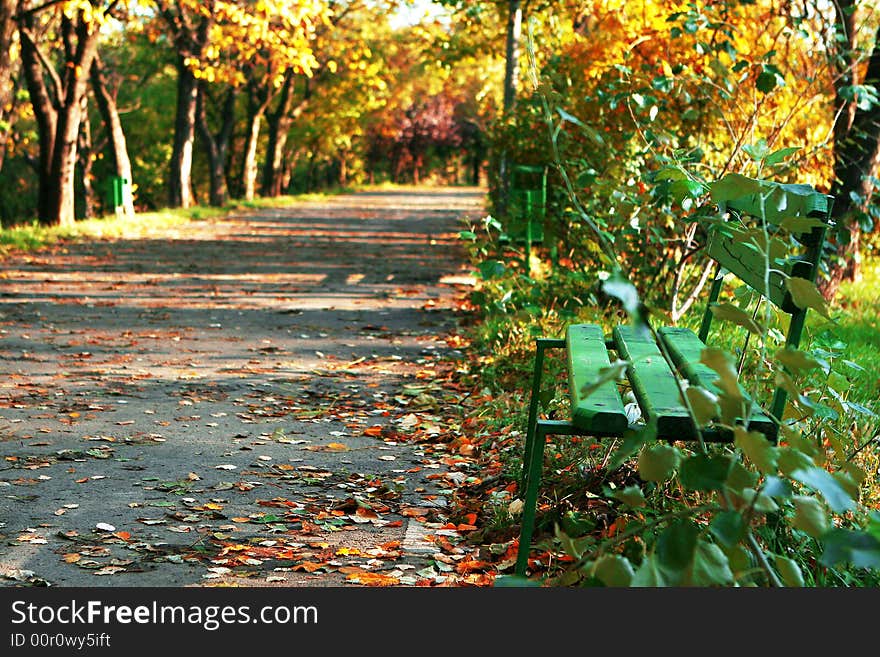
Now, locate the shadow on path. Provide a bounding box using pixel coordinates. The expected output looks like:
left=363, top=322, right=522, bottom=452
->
left=0, top=187, right=488, bottom=587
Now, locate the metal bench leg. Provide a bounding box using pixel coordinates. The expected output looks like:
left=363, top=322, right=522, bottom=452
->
left=516, top=338, right=565, bottom=577
left=516, top=420, right=550, bottom=576
left=520, top=338, right=565, bottom=489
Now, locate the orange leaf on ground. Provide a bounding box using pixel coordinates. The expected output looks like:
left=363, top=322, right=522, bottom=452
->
left=346, top=572, right=400, bottom=586
left=338, top=566, right=366, bottom=575
left=363, top=426, right=384, bottom=437
left=455, top=559, right=491, bottom=574
left=463, top=513, right=478, bottom=525
left=293, top=561, right=325, bottom=573
left=63, top=553, right=82, bottom=563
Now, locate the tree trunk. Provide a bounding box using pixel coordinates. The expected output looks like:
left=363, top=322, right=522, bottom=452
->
left=76, top=93, right=95, bottom=219
left=262, top=70, right=294, bottom=197
left=20, top=10, right=99, bottom=226
left=503, top=0, right=522, bottom=113
left=338, top=152, right=347, bottom=186
left=196, top=83, right=237, bottom=206
left=498, top=0, right=523, bottom=219
left=90, top=53, right=135, bottom=216
left=169, top=59, right=199, bottom=209
left=241, top=79, right=275, bottom=202
left=822, top=3, right=880, bottom=300
left=19, top=17, right=57, bottom=222
left=0, top=0, right=18, bottom=174
left=241, top=112, right=264, bottom=201
left=46, top=15, right=101, bottom=226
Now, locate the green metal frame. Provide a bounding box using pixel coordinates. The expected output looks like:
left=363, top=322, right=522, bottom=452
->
left=514, top=194, right=834, bottom=577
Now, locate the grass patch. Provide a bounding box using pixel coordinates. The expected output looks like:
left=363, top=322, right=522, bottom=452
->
left=834, top=259, right=880, bottom=402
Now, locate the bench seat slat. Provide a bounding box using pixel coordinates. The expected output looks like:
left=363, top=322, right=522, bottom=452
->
left=612, top=325, right=694, bottom=438
left=565, top=324, right=628, bottom=433
left=657, top=326, right=777, bottom=439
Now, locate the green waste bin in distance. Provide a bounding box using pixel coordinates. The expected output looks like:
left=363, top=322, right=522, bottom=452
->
left=507, top=164, right=546, bottom=245
left=106, top=176, right=130, bottom=215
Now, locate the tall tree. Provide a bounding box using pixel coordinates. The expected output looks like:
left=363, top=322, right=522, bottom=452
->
left=0, top=0, right=19, bottom=174
left=19, top=0, right=115, bottom=225
left=262, top=70, right=303, bottom=197
left=153, top=0, right=213, bottom=209
left=195, top=81, right=237, bottom=206
left=823, top=0, right=880, bottom=299
left=90, top=51, right=135, bottom=216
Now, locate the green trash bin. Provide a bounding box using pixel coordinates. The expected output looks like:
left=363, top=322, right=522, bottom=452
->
left=106, top=176, right=130, bottom=215
left=507, top=164, right=546, bottom=246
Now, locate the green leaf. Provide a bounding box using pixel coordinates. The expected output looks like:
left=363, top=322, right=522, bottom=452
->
left=739, top=488, right=779, bottom=512
left=700, top=347, right=744, bottom=401
left=742, top=139, right=770, bottom=162
left=765, top=146, right=800, bottom=167
left=710, top=173, right=763, bottom=204
left=656, top=520, right=700, bottom=580
left=709, top=511, right=746, bottom=548
left=593, top=554, right=635, bottom=587
left=561, top=511, right=596, bottom=537
left=680, top=454, right=732, bottom=491
left=734, top=427, right=779, bottom=475
left=867, top=512, right=880, bottom=544
left=631, top=553, right=668, bottom=586
left=654, top=165, right=690, bottom=182
left=723, top=544, right=753, bottom=575
left=785, top=277, right=832, bottom=320
left=685, top=386, right=720, bottom=426
left=762, top=476, right=793, bottom=499
left=612, top=485, right=646, bottom=507
left=756, top=65, right=785, bottom=93
left=477, top=260, right=506, bottom=280
left=726, top=460, right=759, bottom=493
left=579, top=359, right=630, bottom=398
left=638, top=443, right=681, bottom=482
left=775, top=347, right=823, bottom=373
left=709, top=302, right=764, bottom=334
left=686, top=540, right=734, bottom=586
left=774, top=555, right=804, bottom=587
left=820, top=529, right=880, bottom=569
left=601, top=272, right=645, bottom=326
left=778, top=447, right=816, bottom=476
left=833, top=470, right=860, bottom=501
left=458, top=230, right=477, bottom=241
left=493, top=575, right=543, bottom=587
left=791, top=495, right=828, bottom=538
left=790, top=467, right=856, bottom=513
left=783, top=429, right=819, bottom=458
left=608, top=425, right=654, bottom=470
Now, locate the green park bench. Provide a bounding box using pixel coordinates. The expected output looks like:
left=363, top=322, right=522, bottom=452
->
left=514, top=182, right=834, bottom=576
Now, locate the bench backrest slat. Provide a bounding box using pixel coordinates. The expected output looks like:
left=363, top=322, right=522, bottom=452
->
left=705, top=189, right=832, bottom=314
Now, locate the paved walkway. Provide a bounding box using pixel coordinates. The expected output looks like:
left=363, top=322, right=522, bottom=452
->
left=0, top=187, right=486, bottom=587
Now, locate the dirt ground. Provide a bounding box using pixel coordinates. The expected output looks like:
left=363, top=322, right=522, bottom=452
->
left=0, top=187, right=488, bottom=587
